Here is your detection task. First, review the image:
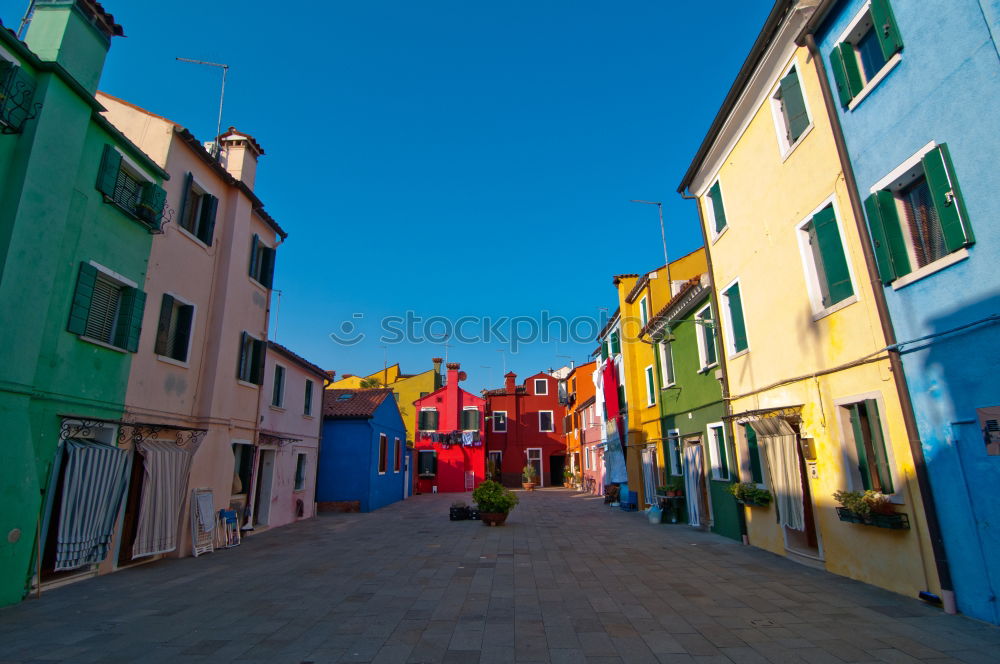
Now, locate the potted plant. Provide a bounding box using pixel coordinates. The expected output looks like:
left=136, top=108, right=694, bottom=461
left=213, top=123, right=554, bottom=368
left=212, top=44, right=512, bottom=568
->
left=472, top=480, right=519, bottom=526
left=833, top=490, right=909, bottom=529
left=522, top=464, right=538, bottom=491
left=729, top=482, right=772, bottom=507
left=449, top=500, right=470, bottom=521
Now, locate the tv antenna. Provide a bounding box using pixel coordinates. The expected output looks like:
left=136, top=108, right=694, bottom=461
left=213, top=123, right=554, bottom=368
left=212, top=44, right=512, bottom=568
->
left=176, top=57, right=230, bottom=157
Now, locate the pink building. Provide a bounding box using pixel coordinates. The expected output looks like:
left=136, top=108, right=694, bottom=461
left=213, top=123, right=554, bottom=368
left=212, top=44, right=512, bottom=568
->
left=97, top=94, right=285, bottom=571
left=580, top=397, right=605, bottom=496
left=256, top=342, right=327, bottom=529
left=412, top=363, right=486, bottom=494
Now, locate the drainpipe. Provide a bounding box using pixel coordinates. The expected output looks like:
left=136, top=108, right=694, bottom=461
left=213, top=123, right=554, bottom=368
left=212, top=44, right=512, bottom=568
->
left=679, top=191, right=748, bottom=544
left=801, top=32, right=955, bottom=613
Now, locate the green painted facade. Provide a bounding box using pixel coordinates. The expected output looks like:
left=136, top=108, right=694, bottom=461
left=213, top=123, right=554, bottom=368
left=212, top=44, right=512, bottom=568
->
left=652, top=284, right=741, bottom=541
left=0, top=2, right=166, bottom=606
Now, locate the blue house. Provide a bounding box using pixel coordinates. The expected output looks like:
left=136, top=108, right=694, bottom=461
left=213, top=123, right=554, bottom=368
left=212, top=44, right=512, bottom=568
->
left=812, top=0, right=1000, bottom=623
left=318, top=389, right=409, bottom=512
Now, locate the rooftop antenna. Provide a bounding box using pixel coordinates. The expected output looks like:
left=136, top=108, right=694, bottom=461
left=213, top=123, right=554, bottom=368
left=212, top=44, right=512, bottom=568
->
left=496, top=348, right=506, bottom=374
left=176, top=57, right=230, bottom=157
left=630, top=200, right=671, bottom=284
left=381, top=344, right=388, bottom=386
left=271, top=289, right=283, bottom=341
left=442, top=334, right=452, bottom=364
left=17, top=0, right=36, bottom=38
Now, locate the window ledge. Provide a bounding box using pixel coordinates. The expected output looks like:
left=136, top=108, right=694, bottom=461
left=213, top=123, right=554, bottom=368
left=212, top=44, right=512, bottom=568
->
left=779, top=123, right=814, bottom=163
left=303, top=414, right=315, bottom=420
left=156, top=354, right=190, bottom=369
left=77, top=335, right=127, bottom=354
left=175, top=225, right=213, bottom=251
left=248, top=276, right=270, bottom=293
left=811, top=294, right=859, bottom=322
left=698, top=363, right=719, bottom=375
left=237, top=379, right=260, bottom=390
left=710, top=225, right=729, bottom=245
left=269, top=405, right=285, bottom=412
left=848, top=53, right=902, bottom=112
left=891, top=249, right=969, bottom=290
left=727, top=349, right=749, bottom=361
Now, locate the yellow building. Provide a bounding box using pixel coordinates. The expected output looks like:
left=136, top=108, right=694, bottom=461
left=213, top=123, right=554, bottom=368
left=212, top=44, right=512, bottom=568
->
left=328, top=360, right=442, bottom=444
left=677, top=1, right=939, bottom=598
left=606, top=248, right=707, bottom=509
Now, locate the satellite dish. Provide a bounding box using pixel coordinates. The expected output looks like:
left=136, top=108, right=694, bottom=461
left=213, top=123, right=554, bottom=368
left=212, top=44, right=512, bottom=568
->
left=458, top=371, right=467, bottom=382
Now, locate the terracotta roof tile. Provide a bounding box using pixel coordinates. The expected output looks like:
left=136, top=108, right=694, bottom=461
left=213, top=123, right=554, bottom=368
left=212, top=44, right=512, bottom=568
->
left=323, top=388, right=394, bottom=419
left=267, top=341, right=328, bottom=380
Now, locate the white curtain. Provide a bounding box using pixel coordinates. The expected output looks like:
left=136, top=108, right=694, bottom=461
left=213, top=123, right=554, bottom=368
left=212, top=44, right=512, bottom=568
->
left=132, top=439, right=199, bottom=559
left=750, top=418, right=804, bottom=531
left=641, top=448, right=657, bottom=506
left=683, top=443, right=703, bottom=527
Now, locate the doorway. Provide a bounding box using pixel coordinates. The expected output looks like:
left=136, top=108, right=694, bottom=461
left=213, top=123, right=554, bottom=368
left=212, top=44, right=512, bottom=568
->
left=550, top=454, right=565, bottom=486
left=116, top=444, right=146, bottom=567
left=526, top=448, right=542, bottom=487
left=640, top=445, right=659, bottom=507
left=683, top=437, right=709, bottom=528
left=254, top=449, right=276, bottom=526
left=783, top=433, right=820, bottom=557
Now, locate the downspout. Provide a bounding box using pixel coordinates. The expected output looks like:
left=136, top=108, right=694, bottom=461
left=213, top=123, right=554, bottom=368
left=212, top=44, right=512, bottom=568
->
left=679, top=190, right=748, bottom=544
left=802, top=32, right=955, bottom=613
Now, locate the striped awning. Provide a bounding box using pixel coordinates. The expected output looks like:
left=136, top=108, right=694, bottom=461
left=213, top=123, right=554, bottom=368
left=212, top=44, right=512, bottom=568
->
left=131, top=439, right=200, bottom=559
left=54, top=439, right=131, bottom=571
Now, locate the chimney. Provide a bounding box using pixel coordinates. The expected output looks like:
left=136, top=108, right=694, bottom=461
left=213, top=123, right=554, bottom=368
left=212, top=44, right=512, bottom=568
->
left=218, top=126, right=264, bottom=189
left=24, top=0, right=124, bottom=95
left=432, top=357, right=443, bottom=375
left=446, top=362, right=461, bottom=386
left=504, top=372, right=517, bottom=394
left=446, top=363, right=461, bottom=429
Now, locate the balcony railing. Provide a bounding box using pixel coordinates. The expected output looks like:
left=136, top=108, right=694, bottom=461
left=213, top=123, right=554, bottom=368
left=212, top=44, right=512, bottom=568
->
left=0, top=64, right=39, bottom=134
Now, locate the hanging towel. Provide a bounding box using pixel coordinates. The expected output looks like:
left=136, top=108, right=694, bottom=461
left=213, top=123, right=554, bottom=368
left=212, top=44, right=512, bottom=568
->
left=54, top=439, right=131, bottom=571
left=462, top=431, right=474, bottom=446
left=132, top=439, right=199, bottom=559
left=195, top=491, right=215, bottom=532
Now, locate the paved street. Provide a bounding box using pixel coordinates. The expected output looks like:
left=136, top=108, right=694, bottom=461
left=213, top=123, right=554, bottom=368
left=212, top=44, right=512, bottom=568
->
left=1, top=489, right=998, bottom=664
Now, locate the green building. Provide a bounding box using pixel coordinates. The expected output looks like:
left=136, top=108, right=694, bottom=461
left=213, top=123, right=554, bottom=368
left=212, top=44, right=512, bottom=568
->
left=642, top=274, right=741, bottom=541
left=0, top=1, right=167, bottom=605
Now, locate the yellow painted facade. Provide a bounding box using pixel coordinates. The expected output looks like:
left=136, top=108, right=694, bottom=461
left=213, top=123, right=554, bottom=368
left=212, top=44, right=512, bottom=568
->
left=328, top=363, right=440, bottom=444
left=686, top=22, right=939, bottom=598
left=614, top=249, right=708, bottom=508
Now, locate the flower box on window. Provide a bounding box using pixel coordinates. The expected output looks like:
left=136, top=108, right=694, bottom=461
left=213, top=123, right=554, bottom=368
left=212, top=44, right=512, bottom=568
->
left=836, top=507, right=909, bottom=530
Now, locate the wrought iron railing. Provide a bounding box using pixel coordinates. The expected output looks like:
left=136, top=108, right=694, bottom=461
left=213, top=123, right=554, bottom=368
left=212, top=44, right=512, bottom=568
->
left=0, top=64, right=40, bottom=134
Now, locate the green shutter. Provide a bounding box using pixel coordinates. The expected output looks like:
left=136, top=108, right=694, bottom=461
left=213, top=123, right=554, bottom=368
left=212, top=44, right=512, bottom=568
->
left=779, top=68, right=810, bottom=143
left=154, top=294, right=174, bottom=356
left=200, top=194, right=218, bottom=245
left=174, top=305, right=193, bottom=360
left=645, top=367, right=656, bottom=403
left=708, top=181, right=727, bottom=233
left=922, top=144, right=974, bottom=252
left=601, top=340, right=609, bottom=361
left=178, top=172, right=193, bottom=230
left=864, top=399, right=894, bottom=494
left=238, top=331, right=249, bottom=380
left=870, top=0, right=903, bottom=60
left=96, top=145, right=121, bottom=198
left=260, top=247, right=276, bottom=288
left=829, top=45, right=853, bottom=108
left=67, top=262, right=98, bottom=335
left=849, top=404, right=873, bottom=491
left=811, top=206, right=854, bottom=305
left=745, top=425, right=763, bottom=485
left=610, top=330, right=620, bottom=355
left=864, top=190, right=911, bottom=283
left=114, top=287, right=146, bottom=352
left=429, top=410, right=439, bottom=430
left=724, top=283, right=747, bottom=353
left=249, top=234, right=260, bottom=278
left=252, top=338, right=266, bottom=385
left=701, top=308, right=717, bottom=366
left=714, top=427, right=728, bottom=479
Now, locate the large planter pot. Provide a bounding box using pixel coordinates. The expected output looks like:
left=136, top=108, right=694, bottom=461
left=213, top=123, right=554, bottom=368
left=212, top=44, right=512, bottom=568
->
left=480, top=512, right=508, bottom=527
left=522, top=482, right=536, bottom=491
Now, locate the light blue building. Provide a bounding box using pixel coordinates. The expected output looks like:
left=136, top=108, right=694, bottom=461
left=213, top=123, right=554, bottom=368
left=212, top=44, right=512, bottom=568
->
left=813, top=0, right=1000, bottom=623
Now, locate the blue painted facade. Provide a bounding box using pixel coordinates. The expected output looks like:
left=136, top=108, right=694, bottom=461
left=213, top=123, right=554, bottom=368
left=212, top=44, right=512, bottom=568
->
left=816, top=0, right=1000, bottom=623
left=318, top=398, right=408, bottom=512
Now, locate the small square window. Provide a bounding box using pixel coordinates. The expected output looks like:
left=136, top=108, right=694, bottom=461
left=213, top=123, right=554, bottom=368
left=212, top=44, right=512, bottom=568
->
left=154, top=294, right=194, bottom=362
left=534, top=379, right=549, bottom=395
left=538, top=411, right=554, bottom=433
left=492, top=411, right=507, bottom=433
left=179, top=175, right=218, bottom=245
left=237, top=332, right=265, bottom=385
left=830, top=0, right=903, bottom=107
left=68, top=262, right=145, bottom=353
left=840, top=399, right=894, bottom=494
left=249, top=234, right=276, bottom=288
left=797, top=203, right=855, bottom=315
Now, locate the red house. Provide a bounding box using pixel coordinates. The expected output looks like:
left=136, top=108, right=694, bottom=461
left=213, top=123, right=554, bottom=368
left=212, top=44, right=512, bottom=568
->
left=484, top=372, right=566, bottom=488
left=412, top=363, right=486, bottom=494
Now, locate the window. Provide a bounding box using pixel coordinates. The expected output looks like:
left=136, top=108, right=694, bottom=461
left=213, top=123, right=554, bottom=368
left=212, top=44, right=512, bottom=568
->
left=658, top=341, right=675, bottom=387
left=721, top=281, right=748, bottom=355
left=487, top=451, right=502, bottom=480
left=153, top=294, right=194, bottom=362
left=609, top=330, right=621, bottom=355
left=237, top=332, right=265, bottom=385
left=67, top=262, right=146, bottom=352
left=492, top=411, right=507, bottom=433
left=378, top=433, right=388, bottom=474
left=538, top=411, right=554, bottom=433
left=865, top=143, right=974, bottom=285
left=666, top=431, right=682, bottom=476
left=644, top=366, right=656, bottom=407
left=830, top=0, right=903, bottom=108
left=394, top=437, right=401, bottom=473
left=232, top=443, right=254, bottom=495
left=418, top=408, right=439, bottom=431
left=771, top=65, right=811, bottom=155
left=707, top=424, right=730, bottom=481
left=706, top=180, right=728, bottom=236
left=271, top=365, right=285, bottom=407
left=798, top=203, right=855, bottom=312
left=534, top=378, right=548, bottom=395
left=178, top=173, right=218, bottom=245
left=639, top=297, right=649, bottom=326
left=249, top=234, right=276, bottom=288
left=0, top=58, right=37, bottom=133
left=526, top=448, right=542, bottom=486
left=304, top=380, right=314, bottom=416
left=294, top=453, right=307, bottom=491
left=977, top=407, right=1000, bottom=456
left=695, top=304, right=718, bottom=371
left=95, top=144, right=165, bottom=229
left=744, top=424, right=764, bottom=485
left=417, top=450, right=437, bottom=477
left=461, top=407, right=480, bottom=431
left=841, top=399, right=893, bottom=494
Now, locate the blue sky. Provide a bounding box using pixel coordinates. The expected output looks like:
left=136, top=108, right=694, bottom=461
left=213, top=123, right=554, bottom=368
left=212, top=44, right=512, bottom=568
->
left=4, top=0, right=772, bottom=392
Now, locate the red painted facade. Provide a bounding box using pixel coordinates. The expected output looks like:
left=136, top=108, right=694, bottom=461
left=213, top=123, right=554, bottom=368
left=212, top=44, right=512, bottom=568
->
left=412, top=363, right=486, bottom=494
left=484, top=372, right=566, bottom=487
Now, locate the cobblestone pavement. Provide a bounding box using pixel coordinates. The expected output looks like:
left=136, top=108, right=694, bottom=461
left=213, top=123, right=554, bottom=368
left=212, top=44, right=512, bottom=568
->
left=1, top=489, right=998, bottom=663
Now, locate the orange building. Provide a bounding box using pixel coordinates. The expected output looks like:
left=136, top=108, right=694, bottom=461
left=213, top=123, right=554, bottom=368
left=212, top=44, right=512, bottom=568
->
left=561, top=361, right=597, bottom=486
